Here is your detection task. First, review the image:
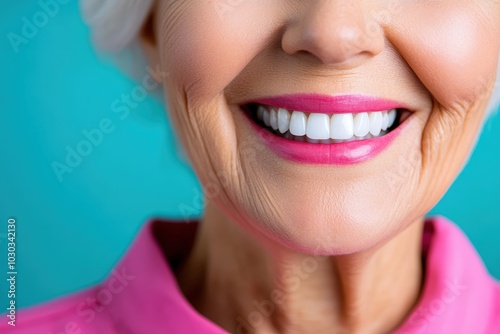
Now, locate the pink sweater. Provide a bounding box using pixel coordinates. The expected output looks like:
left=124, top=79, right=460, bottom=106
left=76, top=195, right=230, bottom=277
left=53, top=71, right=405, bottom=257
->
left=2, top=216, right=499, bottom=333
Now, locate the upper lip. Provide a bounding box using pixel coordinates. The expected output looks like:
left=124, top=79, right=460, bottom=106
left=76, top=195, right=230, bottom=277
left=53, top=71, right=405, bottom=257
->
left=242, top=94, right=408, bottom=114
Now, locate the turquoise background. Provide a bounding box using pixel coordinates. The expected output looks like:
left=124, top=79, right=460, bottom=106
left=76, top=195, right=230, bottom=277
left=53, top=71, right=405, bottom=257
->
left=1, top=2, right=499, bottom=310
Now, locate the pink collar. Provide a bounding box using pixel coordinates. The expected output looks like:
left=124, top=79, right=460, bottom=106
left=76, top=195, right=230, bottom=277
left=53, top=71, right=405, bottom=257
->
left=104, top=216, right=500, bottom=333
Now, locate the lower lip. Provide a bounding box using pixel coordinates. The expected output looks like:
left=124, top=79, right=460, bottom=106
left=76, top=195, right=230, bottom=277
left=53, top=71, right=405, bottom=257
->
left=243, top=111, right=407, bottom=165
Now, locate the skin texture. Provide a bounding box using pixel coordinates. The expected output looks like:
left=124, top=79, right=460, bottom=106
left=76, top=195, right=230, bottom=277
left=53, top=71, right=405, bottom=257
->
left=141, top=1, right=500, bottom=333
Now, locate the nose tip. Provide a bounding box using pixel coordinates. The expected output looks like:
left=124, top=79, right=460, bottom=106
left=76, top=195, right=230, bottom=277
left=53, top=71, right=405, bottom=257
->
left=282, top=2, right=385, bottom=66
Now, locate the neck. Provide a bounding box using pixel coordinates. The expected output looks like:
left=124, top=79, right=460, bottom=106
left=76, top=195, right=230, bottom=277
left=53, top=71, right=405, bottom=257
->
left=177, top=201, right=424, bottom=334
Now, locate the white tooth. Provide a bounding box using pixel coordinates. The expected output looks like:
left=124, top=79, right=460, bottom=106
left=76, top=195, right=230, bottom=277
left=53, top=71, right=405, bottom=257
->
left=330, top=114, right=354, bottom=140
left=369, top=112, right=383, bottom=136
left=381, top=111, right=389, bottom=131
left=278, top=108, right=291, bottom=133
left=270, top=108, right=278, bottom=130
left=257, top=106, right=265, bottom=121
left=353, top=112, right=370, bottom=137
left=306, top=138, right=319, bottom=144
left=306, top=113, right=330, bottom=140
left=263, top=109, right=271, bottom=127
left=289, top=111, right=307, bottom=136
left=388, top=109, right=397, bottom=128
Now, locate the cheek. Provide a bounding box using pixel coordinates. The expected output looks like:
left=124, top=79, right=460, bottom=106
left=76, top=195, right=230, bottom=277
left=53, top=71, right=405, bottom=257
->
left=156, top=1, right=275, bottom=104
left=391, top=5, right=499, bottom=109
left=387, top=4, right=500, bottom=217
left=154, top=2, right=287, bottom=225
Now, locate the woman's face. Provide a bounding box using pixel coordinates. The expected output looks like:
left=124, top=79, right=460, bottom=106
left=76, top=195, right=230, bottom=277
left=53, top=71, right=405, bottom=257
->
left=152, top=1, right=500, bottom=254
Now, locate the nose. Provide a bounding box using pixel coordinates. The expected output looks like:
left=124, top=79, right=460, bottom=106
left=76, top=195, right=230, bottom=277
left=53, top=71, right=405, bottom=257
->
left=282, top=1, right=385, bottom=66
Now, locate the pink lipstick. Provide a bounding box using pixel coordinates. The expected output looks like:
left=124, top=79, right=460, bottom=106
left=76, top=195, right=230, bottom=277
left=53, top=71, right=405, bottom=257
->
left=250, top=94, right=406, bottom=114
left=241, top=94, right=409, bottom=165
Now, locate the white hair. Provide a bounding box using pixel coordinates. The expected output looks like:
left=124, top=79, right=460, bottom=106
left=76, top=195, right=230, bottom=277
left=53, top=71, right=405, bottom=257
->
left=81, top=0, right=154, bottom=51
left=80, top=0, right=500, bottom=117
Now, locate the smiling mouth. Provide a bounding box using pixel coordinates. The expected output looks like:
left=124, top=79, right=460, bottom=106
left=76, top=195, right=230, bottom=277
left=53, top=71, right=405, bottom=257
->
left=243, top=103, right=408, bottom=144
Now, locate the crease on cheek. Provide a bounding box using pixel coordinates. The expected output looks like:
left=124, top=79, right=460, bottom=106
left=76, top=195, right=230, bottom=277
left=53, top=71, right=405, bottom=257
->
left=251, top=180, right=289, bottom=236
left=157, top=5, right=282, bottom=203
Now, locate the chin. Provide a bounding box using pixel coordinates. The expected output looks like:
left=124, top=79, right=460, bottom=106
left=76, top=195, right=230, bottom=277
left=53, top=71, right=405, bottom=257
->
left=240, top=192, right=406, bottom=255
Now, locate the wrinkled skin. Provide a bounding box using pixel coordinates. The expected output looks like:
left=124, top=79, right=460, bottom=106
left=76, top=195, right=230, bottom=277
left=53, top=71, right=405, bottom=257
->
left=141, top=1, right=500, bottom=333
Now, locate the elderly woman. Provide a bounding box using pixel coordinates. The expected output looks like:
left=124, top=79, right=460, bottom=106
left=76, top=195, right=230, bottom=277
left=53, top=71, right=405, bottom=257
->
left=4, top=1, right=500, bottom=333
